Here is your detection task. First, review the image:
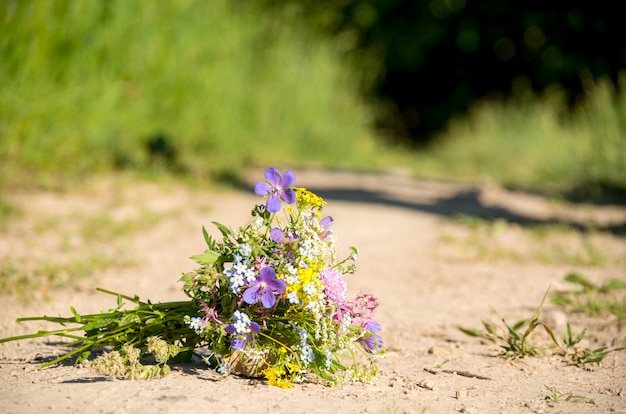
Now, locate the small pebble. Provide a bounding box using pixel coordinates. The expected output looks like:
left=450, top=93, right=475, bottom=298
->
left=418, top=379, right=436, bottom=391
left=428, top=345, right=458, bottom=356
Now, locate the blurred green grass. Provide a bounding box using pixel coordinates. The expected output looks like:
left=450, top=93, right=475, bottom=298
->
left=1, top=0, right=625, bottom=199
left=0, top=0, right=396, bottom=190
left=412, top=74, right=626, bottom=197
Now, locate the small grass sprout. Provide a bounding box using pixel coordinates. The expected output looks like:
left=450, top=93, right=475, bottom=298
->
left=551, top=272, right=626, bottom=325
left=562, top=323, right=586, bottom=350
left=460, top=289, right=558, bottom=358
left=569, top=345, right=625, bottom=366
left=557, top=323, right=625, bottom=366
left=461, top=286, right=626, bottom=365
left=544, top=384, right=594, bottom=403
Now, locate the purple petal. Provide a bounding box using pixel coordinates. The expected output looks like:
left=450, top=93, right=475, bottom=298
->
left=363, top=334, right=383, bottom=353
left=266, top=195, right=281, bottom=213
left=243, top=286, right=260, bottom=304
left=224, top=324, right=236, bottom=334
left=365, top=320, right=382, bottom=333
left=281, top=189, right=296, bottom=205
left=254, top=182, right=272, bottom=196
left=250, top=322, right=261, bottom=333
left=320, top=216, right=333, bottom=229
left=270, top=228, right=285, bottom=244
left=231, top=337, right=246, bottom=350
left=260, top=290, right=276, bottom=308
left=259, top=266, right=276, bottom=280
left=264, top=168, right=281, bottom=186
left=279, top=170, right=296, bottom=188
left=266, top=278, right=286, bottom=293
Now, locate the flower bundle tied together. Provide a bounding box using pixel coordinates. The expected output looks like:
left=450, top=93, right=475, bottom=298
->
left=182, top=167, right=384, bottom=386
left=0, top=167, right=384, bottom=387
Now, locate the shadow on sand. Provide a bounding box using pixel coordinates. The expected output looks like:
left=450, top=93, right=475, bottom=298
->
left=305, top=185, right=626, bottom=236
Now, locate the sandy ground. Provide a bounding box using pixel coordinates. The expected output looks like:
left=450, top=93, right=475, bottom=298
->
left=1, top=169, right=625, bottom=414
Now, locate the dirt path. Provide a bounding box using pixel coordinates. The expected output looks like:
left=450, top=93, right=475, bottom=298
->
left=1, top=169, right=625, bottom=413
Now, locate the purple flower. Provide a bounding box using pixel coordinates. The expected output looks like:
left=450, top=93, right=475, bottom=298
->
left=270, top=227, right=298, bottom=245
left=361, top=320, right=383, bottom=353
left=319, top=216, right=333, bottom=229
left=319, top=216, right=333, bottom=239
left=243, top=266, right=286, bottom=308
left=270, top=227, right=285, bottom=244
left=225, top=322, right=260, bottom=349
left=224, top=311, right=261, bottom=350
left=254, top=168, right=296, bottom=213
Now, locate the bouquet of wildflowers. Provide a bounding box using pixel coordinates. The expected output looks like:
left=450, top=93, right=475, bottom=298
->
left=0, top=168, right=384, bottom=387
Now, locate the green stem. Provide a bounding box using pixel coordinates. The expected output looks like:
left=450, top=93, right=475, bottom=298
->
left=0, top=327, right=85, bottom=343
left=257, top=331, right=299, bottom=359
left=96, top=287, right=146, bottom=305
left=38, top=342, right=94, bottom=368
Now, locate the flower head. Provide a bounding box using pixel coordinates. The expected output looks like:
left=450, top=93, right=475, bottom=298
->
left=354, top=293, right=379, bottom=321
left=320, top=267, right=348, bottom=305
left=216, top=361, right=231, bottom=376
left=295, top=187, right=326, bottom=209
left=254, top=168, right=296, bottom=213
left=318, top=216, right=334, bottom=239
left=187, top=317, right=203, bottom=330
left=243, top=266, right=286, bottom=308
left=361, top=320, right=383, bottom=353
left=270, top=227, right=285, bottom=244
left=224, top=311, right=261, bottom=350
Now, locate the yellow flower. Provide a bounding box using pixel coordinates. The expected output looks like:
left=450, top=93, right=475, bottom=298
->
left=275, top=378, right=293, bottom=388
left=295, top=188, right=326, bottom=209
left=287, top=363, right=301, bottom=374
left=298, top=267, right=315, bottom=285
left=263, top=367, right=278, bottom=382
left=262, top=367, right=293, bottom=388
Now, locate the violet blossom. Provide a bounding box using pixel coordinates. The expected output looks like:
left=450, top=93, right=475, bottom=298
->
left=270, top=227, right=286, bottom=244
left=361, top=320, right=383, bottom=353
left=270, top=227, right=298, bottom=246
left=254, top=168, right=296, bottom=213
left=243, top=266, right=286, bottom=308
left=224, top=310, right=261, bottom=350
left=318, top=216, right=333, bottom=239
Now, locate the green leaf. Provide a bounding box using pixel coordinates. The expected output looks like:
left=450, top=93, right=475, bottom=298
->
left=542, top=323, right=559, bottom=348
left=82, top=317, right=118, bottom=331
left=550, top=296, right=573, bottom=306
left=481, top=319, right=499, bottom=336
left=212, top=221, right=233, bottom=238
left=564, top=273, right=594, bottom=289
left=221, top=295, right=232, bottom=310
left=69, top=306, right=81, bottom=322
left=76, top=349, right=92, bottom=364
left=511, top=319, right=526, bottom=331
left=201, top=225, right=213, bottom=247
left=190, top=249, right=221, bottom=266
left=459, top=327, right=485, bottom=338
left=602, top=279, right=626, bottom=291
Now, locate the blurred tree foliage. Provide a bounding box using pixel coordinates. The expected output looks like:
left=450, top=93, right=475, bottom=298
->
left=269, top=0, right=626, bottom=144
